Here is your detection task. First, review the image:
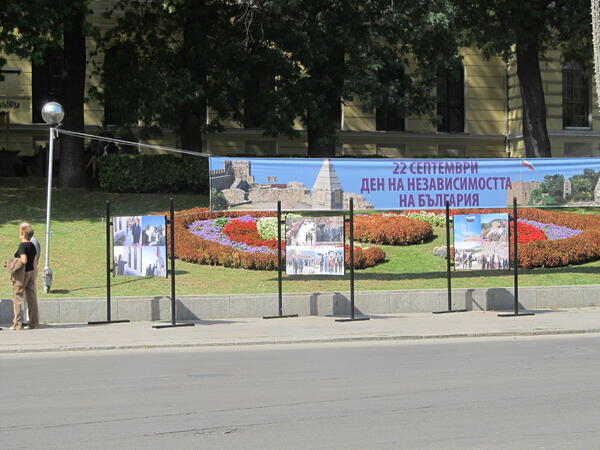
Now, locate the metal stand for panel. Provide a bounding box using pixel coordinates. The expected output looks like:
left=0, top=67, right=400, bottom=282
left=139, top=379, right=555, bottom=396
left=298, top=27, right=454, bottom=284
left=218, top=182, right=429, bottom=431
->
left=264, top=201, right=298, bottom=319
left=498, top=197, right=534, bottom=317
left=89, top=200, right=130, bottom=325
left=336, top=198, right=369, bottom=322
left=434, top=201, right=467, bottom=314
left=153, top=198, right=195, bottom=328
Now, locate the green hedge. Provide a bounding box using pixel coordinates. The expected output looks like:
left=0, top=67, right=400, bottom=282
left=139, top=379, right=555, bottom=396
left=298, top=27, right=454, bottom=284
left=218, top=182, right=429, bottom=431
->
left=98, top=154, right=209, bottom=193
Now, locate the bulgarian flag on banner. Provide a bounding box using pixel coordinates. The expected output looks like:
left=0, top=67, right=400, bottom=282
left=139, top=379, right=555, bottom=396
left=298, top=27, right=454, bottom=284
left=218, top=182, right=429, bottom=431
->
left=521, top=160, right=535, bottom=171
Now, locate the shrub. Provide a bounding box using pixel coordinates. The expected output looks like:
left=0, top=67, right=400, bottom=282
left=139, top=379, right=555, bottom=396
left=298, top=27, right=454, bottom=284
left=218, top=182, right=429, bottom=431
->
left=98, top=153, right=209, bottom=193
left=353, top=215, right=433, bottom=245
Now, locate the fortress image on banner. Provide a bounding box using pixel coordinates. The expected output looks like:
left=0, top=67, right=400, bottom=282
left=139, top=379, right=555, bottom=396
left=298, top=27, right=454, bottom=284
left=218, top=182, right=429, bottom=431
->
left=210, top=159, right=374, bottom=211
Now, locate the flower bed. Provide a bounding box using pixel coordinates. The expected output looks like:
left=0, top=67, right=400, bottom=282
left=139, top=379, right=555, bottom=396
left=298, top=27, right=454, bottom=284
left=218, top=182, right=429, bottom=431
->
left=353, top=214, right=433, bottom=245
left=176, top=208, right=386, bottom=270
left=511, top=220, right=547, bottom=244
left=412, top=208, right=600, bottom=269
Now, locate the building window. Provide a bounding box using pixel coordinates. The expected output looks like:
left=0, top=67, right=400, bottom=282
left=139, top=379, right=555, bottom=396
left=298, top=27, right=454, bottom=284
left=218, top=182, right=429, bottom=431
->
left=375, top=105, right=405, bottom=131
left=563, top=61, right=590, bottom=128
left=244, top=71, right=275, bottom=129
left=564, top=142, right=592, bottom=157
left=437, top=64, right=464, bottom=133
left=104, top=44, right=139, bottom=125
left=31, top=49, right=65, bottom=123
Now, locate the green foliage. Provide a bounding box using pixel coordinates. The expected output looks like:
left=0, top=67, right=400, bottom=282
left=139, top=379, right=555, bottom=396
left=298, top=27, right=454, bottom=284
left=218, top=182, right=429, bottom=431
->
left=210, top=189, right=229, bottom=211
left=97, top=154, right=209, bottom=193
left=456, top=0, right=591, bottom=157
left=568, top=169, right=600, bottom=202
left=529, top=187, right=544, bottom=205
left=250, top=0, right=461, bottom=155
left=540, top=174, right=565, bottom=205
left=214, top=217, right=230, bottom=228
left=406, top=211, right=446, bottom=227
left=91, top=0, right=251, bottom=150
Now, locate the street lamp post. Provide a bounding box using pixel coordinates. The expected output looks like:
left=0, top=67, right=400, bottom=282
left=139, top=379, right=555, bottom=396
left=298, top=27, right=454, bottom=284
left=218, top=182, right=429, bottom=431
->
left=41, top=102, right=64, bottom=294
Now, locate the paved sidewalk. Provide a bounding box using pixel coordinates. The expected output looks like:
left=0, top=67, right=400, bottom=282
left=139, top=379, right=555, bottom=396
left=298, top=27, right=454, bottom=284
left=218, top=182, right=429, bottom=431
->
left=2, top=308, right=600, bottom=353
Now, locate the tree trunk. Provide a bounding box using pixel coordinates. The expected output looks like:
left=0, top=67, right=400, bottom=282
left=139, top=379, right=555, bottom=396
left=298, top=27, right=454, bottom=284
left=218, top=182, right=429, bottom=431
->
left=515, top=38, right=552, bottom=158
left=59, top=2, right=87, bottom=187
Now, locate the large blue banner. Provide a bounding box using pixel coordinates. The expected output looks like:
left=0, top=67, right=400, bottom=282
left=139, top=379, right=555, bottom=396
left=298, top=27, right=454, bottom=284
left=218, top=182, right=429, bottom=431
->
left=209, top=157, right=600, bottom=211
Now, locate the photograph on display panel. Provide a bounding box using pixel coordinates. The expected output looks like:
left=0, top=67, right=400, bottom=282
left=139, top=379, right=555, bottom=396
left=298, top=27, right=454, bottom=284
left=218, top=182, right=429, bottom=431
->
left=285, top=216, right=345, bottom=276
left=141, top=215, right=166, bottom=246
left=113, top=215, right=168, bottom=277
left=454, top=213, right=509, bottom=271
left=113, top=245, right=143, bottom=276
left=141, top=245, right=167, bottom=277
left=113, top=216, right=142, bottom=246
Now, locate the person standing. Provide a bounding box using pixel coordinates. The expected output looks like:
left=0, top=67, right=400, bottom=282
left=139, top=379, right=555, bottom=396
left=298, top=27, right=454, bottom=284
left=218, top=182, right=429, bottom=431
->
left=132, top=218, right=142, bottom=246
left=11, top=223, right=39, bottom=330
left=21, top=224, right=41, bottom=325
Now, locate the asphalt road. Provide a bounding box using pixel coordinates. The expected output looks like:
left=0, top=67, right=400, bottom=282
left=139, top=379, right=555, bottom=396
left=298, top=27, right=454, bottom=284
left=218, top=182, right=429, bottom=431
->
left=2, top=335, right=600, bottom=449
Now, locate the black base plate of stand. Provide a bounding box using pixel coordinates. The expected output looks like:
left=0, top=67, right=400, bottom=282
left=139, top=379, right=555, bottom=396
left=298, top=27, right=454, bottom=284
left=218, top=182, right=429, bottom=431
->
left=152, top=323, right=195, bottom=329
left=498, top=312, right=535, bottom=317
left=433, top=309, right=468, bottom=314
left=88, top=319, right=130, bottom=325
left=335, top=316, right=370, bottom=322
left=263, top=314, right=298, bottom=319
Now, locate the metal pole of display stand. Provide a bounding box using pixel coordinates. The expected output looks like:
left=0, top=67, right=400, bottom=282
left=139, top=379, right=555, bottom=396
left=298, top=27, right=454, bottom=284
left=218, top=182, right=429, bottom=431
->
left=264, top=201, right=297, bottom=319
left=336, top=198, right=369, bottom=322
left=89, top=200, right=130, bottom=325
left=154, top=198, right=195, bottom=328
left=434, top=201, right=467, bottom=314
left=498, top=197, right=534, bottom=317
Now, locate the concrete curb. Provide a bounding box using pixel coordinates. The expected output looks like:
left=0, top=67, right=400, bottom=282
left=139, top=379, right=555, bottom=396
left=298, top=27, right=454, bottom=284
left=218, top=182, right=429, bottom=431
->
left=4, top=284, right=600, bottom=323
left=3, top=327, right=600, bottom=354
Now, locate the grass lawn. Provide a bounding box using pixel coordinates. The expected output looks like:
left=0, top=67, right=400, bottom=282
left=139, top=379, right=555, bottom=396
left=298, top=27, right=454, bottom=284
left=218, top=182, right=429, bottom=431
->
left=1, top=187, right=600, bottom=299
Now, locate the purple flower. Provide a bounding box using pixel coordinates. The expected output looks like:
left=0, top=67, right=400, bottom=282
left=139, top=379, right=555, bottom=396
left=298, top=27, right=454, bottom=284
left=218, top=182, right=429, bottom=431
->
left=518, top=219, right=583, bottom=241
left=188, top=219, right=276, bottom=254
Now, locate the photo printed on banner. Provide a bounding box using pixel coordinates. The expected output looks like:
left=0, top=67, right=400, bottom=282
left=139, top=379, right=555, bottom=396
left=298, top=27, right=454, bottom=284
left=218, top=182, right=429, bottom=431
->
left=113, top=245, right=143, bottom=276
left=141, top=245, right=167, bottom=277
left=141, top=215, right=166, bottom=246
left=286, top=216, right=345, bottom=276
left=454, top=213, right=509, bottom=271
left=113, top=216, right=142, bottom=247
left=113, top=215, right=168, bottom=277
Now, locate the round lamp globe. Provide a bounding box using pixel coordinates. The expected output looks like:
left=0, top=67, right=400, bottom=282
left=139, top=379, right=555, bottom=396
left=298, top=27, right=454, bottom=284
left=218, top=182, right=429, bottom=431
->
left=41, top=102, right=64, bottom=125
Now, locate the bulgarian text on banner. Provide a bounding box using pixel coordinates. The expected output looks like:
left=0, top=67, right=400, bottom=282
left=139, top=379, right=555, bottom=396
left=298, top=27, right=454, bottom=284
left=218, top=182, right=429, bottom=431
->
left=208, top=157, right=600, bottom=211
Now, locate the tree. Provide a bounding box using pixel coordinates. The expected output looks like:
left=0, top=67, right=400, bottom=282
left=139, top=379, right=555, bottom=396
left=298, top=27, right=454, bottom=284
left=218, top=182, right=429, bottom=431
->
left=457, top=0, right=592, bottom=158
left=93, top=0, right=252, bottom=152
left=0, top=1, right=90, bottom=187
left=247, top=0, right=462, bottom=157
left=540, top=174, right=565, bottom=204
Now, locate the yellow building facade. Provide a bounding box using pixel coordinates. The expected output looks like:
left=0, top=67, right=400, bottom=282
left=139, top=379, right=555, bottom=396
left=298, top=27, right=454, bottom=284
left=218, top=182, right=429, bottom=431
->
left=1, top=10, right=599, bottom=163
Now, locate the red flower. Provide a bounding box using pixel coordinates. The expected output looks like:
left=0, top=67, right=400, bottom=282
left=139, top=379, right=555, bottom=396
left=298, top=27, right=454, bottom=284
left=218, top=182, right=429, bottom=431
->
left=511, top=220, right=547, bottom=244
left=222, top=219, right=280, bottom=250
